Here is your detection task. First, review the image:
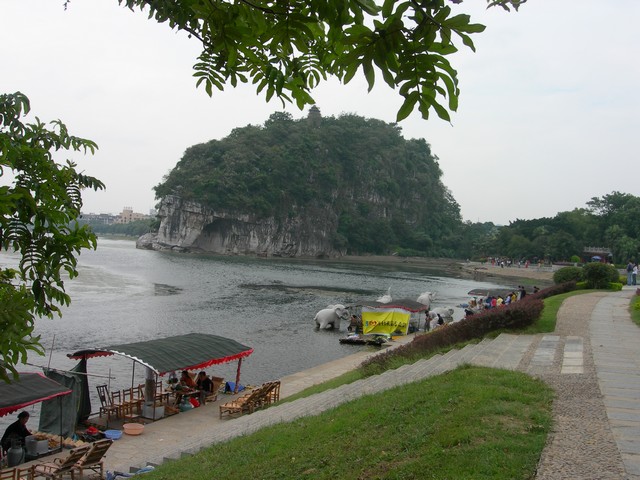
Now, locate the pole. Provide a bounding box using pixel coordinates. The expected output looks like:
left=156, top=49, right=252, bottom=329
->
left=234, top=358, right=242, bottom=394
left=47, top=334, right=56, bottom=370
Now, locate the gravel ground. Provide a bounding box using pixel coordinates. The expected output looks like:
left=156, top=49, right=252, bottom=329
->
left=531, top=293, right=628, bottom=479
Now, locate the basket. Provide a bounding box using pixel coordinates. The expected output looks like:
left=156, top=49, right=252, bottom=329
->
left=104, top=430, right=123, bottom=440
left=123, top=423, right=144, bottom=436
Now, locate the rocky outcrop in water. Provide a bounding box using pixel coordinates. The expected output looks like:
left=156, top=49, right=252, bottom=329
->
left=137, top=195, right=343, bottom=257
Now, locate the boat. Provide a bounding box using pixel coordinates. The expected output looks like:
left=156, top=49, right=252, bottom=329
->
left=339, top=334, right=390, bottom=346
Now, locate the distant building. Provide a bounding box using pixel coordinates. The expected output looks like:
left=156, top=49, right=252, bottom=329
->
left=114, top=207, right=151, bottom=224
left=80, top=212, right=117, bottom=224
left=583, top=246, right=613, bottom=263
left=80, top=207, right=153, bottom=225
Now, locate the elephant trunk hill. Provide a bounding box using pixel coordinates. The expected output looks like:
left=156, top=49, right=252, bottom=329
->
left=138, top=110, right=461, bottom=257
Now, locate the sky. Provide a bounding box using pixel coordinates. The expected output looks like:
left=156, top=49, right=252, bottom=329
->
left=1, top=0, right=638, bottom=225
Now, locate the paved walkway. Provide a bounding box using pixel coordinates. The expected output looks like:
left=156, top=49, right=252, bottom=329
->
left=591, top=289, right=640, bottom=477
left=17, top=287, right=640, bottom=478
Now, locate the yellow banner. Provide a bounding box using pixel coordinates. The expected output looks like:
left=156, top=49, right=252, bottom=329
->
left=361, top=309, right=410, bottom=335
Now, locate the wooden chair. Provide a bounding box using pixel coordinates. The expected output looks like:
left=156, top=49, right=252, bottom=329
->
left=121, top=387, right=141, bottom=422
left=110, top=390, right=130, bottom=418
left=0, top=468, right=18, bottom=480
left=16, top=469, right=32, bottom=480
left=74, top=439, right=113, bottom=480
left=219, top=387, right=265, bottom=418
left=263, top=381, right=281, bottom=406
left=0, top=468, right=32, bottom=480
left=203, top=376, right=224, bottom=404
left=32, top=445, right=91, bottom=479
left=95, top=385, right=119, bottom=419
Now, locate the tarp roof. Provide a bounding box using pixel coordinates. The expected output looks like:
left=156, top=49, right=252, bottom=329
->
left=352, top=298, right=428, bottom=313
left=68, top=333, right=253, bottom=376
left=0, top=372, right=72, bottom=417
left=467, top=288, right=517, bottom=298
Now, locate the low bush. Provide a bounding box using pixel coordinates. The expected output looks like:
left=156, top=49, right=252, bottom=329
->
left=553, top=266, right=583, bottom=284
left=609, top=282, right=623, bottom=291
left=583, top=262, right=619, bottom=289
left=529, top=281, right=576, bottom=300
left=576, top=281, right=588, bottom=289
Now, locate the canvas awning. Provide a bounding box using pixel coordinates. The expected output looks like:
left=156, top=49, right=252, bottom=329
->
left=0, top=372, right=72, bottom=417
left=68, top=333, right=253, bottom=376
left=354, top=298, right=429, bottom=313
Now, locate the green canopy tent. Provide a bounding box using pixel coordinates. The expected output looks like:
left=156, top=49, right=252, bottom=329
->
left=68, top=333, right=253, bottom=420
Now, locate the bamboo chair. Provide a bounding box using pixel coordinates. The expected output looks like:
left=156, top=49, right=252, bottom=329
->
left=263, top=381, right=281, bottom=406
left=17, top=468, right=33, bottom=480
left=95, top=385, right=119, bottom=419
left=0, top=468, right=17, bottom=480
left=0, top=468, right=30, bottom=480
left=32, top=445, right=91, bottom=479
left=74, top=439, right=113, bottom=480
left=219, top=387, right=266, bottom=418
left=204, top=376, right=224, bottom=404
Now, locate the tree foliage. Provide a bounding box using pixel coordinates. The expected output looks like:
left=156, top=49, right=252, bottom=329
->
left=460, top=191, right=640, bottom=263
left=118, top=0, right=525, bottom=121
left=0, top=92, right=104, bottom=382
left=154, top=111, right=461, bottom=255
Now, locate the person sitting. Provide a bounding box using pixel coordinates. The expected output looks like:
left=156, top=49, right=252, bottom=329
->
left=196, top=371, right=214, bottom=404
left=1, top=411, right=31, bottom=454
left=179, top=370, right=196, bottom=389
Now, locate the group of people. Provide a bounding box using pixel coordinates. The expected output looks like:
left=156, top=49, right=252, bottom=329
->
left=626, top=261, right=638, bottom=286
left=174, top=370, right=216, bottom=406
left=464, top=285, right=539, bottom=317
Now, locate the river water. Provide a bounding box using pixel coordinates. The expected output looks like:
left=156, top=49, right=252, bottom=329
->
left=1, top=238, right=509, bottom=428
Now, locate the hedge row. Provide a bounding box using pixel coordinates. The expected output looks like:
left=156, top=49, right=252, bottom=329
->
left=361, top=282, right=576, bottom=372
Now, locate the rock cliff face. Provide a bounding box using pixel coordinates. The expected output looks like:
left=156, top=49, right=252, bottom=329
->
left=137, top=195, right=344, bottom=257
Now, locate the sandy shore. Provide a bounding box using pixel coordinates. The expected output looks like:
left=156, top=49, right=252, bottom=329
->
left=307, top=255, right=555, bottom=286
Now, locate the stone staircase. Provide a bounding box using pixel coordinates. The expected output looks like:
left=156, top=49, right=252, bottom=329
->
left=118, top=332, right=584, bottom=474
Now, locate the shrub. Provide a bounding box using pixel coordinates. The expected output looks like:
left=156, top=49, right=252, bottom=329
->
left=576, top=281, right=588, bottom=289
left=609, top=282, right=623, bottom=291
left=553, top=266, right=583, bottom=284
left=529, top=282, right=576, bottom=299
left=583, top=263, right=620, bottom=289
left=570, top=255, right=581, bottom=264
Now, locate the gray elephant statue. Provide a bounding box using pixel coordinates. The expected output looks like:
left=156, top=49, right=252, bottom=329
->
left=314, top=304, right=350, bottom=330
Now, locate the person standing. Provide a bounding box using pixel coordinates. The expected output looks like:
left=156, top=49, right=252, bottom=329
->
left=1, top=411, right=31, bottom=454
left=633, top=263, right=638, bottom=286
left=627, top=261, right=634, bottom=286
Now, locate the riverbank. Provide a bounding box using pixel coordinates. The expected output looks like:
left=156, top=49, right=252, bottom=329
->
left=311, top=255, right=555, bottom=286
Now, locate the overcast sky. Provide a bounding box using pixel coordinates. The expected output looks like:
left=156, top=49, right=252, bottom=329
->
left=2, top=1, right=638, bottom=225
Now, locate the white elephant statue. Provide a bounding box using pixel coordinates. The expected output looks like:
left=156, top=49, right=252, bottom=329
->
left=430, top=307, right=455, bottom=320
left=417, top=291, right=437, bottom=309
left=314, top=304, right=350, bottom=330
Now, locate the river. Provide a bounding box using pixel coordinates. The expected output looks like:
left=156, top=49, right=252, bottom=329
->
left=1, top=238, right=509, bottom=429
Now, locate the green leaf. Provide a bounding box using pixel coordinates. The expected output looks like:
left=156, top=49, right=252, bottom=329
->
left=396, top=91, right=419, bottom=121
left=362, top=59, right=375, bottom=92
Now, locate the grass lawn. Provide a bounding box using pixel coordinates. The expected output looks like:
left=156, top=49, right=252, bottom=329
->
left=630, top=292, right=640, bottom=327
left=143, top=367, right=553, bottom=480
